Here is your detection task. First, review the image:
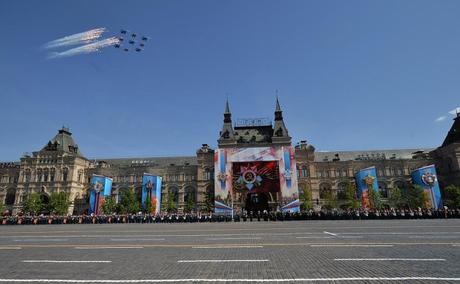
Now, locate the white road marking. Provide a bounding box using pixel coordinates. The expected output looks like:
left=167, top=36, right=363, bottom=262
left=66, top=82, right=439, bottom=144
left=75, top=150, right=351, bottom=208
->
left=192, top=246, right=263, bottom=249
left=0, top=232, right=324, bottom=239
left=338, top=236, right=364, bottom=239
left=0, top=246, right=21, bottom=250
left=206, top=237, right=262, bottom=240
left=178, top=259, right=269, bottom=263
left=337, top=232, right=460, bottom=235
left=22, top=260, right=112, bottom=263
left=296, top=237, right=332, bottom=239
left=0, top=277, right=459, bottom=282
left=323, top=231, right=337, bottom=237
left=110, top=238, right=165, bottom=241
left=335, top=258, right=446, bottom=261
left=311, top=244, right=394, bottom=247
left=409, top=236, right=460, bottom=239
left=14, top=239, right=68, bottom=242
left=74, top=246, right=144, bottom=250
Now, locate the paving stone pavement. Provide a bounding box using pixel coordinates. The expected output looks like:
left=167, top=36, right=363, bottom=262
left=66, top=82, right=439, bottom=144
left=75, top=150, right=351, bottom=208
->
left=0, top=219, right=459, bottom=283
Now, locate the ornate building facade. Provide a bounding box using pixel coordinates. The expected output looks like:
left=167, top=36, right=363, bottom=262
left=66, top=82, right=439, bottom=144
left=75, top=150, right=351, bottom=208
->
left=1, top=100, right=459, bottom=214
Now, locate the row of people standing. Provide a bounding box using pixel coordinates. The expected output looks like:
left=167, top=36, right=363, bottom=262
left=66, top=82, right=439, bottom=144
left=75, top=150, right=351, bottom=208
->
left=1, top=208, right=460, bottom=225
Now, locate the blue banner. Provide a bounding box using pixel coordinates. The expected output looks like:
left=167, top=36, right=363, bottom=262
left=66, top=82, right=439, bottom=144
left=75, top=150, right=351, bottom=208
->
left=89, top=174, right=112, bottom=215
left=141, top=174, right=162, bottom=215
left=355, top=166, right=379, bottom=208
left=411, top=165, right=443, bottom=210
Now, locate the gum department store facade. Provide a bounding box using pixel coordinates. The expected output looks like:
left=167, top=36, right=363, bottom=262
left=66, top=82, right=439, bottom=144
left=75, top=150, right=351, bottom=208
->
left=1, top=100, right=459, bottom=214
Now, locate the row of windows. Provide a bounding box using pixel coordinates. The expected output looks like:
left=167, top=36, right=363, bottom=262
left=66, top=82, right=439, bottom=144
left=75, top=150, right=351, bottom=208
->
left=309, top=167, right=411, bottom=179
left=0, top=176, right=18, bottom=183
left=109, top=174, right=198, bottom=184
left=22, top=168, right=70, bottom=183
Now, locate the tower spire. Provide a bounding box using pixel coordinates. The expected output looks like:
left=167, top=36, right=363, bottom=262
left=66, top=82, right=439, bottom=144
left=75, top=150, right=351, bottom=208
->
left=225, top=98, right=231, bottom=114
left=218, top=99, right=236, bottom=147
left=274, top=95, right=283, bottom=121
left=271, top=96, right=291, bottom=145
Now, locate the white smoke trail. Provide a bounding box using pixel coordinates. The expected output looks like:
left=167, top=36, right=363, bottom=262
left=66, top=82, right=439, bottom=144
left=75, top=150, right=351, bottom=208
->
left=43, top=28, right=106, bottom=49
left=47, top=37, right=120, bottom=59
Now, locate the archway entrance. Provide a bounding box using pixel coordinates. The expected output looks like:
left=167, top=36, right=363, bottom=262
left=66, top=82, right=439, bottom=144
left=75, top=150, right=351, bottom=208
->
left=245, top=192, right=269, bottom=213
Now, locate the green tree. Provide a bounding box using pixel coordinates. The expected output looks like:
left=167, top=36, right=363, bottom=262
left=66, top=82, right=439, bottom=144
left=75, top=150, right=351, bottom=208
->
left=203, top=190, right=214, bottom=213
left=184, top=195, right=195, bottom=213
left=48, top=192, right=71, bottom=215
left=166, top=192, right=177, bottom=213
left=143, top=196, right=154, bottom=214
left=323, top=191, right=337, bottom=210
left=388, top=186, right=404, bottom=209
left=23, top=193, right=43, bottom=215
left=119, top=189, right=140, bottom=214
left=161, top=192, right=168, bottom=213
left=368, top=188, right=382, bottom=210
left=102, top=196, right=116, bottom=214
left=444, top=184, right=460, bottom=208
left=344, top=183, right=360, bottom=209
left=300, top=186, right=313, bottom=211
left=406, top=184, right=428, bottom=209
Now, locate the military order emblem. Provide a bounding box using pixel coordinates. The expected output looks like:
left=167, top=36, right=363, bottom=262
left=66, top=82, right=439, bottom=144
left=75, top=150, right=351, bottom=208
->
left=421, top=172, right=437, bottom=187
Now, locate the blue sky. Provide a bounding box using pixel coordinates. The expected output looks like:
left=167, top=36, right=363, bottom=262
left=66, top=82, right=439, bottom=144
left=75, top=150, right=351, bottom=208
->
left=0, top=1, right=459, bottom=161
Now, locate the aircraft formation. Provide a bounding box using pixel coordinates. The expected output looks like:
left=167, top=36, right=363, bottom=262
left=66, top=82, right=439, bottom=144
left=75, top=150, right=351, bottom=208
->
left=43, top=27, right=150, bottom=59
left=115, top=29, right=149, bottom=52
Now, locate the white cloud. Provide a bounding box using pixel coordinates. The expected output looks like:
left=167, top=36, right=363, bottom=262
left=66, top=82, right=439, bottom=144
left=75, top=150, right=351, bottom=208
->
left=435, top=116, right=447, bottom=122
left=448, top=107, right=460, bottom=116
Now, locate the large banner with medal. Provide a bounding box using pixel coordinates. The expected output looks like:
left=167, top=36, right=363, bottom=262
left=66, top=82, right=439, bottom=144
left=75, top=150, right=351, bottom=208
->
left=89, top=174, right=113, bottom=215
left=214, top=146, right=299, bottom=214
left=141, top=174, right=162, bottom=215
left=355, top=166, right=379, bottom=208
left=411, top=165, right=443, bottom=210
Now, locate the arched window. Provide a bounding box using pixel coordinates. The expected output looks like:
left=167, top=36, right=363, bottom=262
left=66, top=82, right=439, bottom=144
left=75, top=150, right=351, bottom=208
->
left=204, top=168, right=211, bottom=181
left=24, top=169, right=31, bottom=183
left=43, top=168, right=49, bottom=182
left=393, top=180, right=406, bottom=195
left=77, top=170, right=83, bottom=183
left=337, top=182, right=348, bottom=200
left=5, top=188, right=16, bottom=205
left=134, top=186, right=142, bottom=203
left=379, top=182, right=388, bottom=198
left=50, top=168, right=55, bottom=182
left=36, top=169, right=42, bottom=182
left=62, top=168, right=69, bottom=182
left=168, top=186, right=179, bottom=206
left=319, top=183, right=333, bottom=199
left=184, top=187, right=196, bottom=203
left=184, top=186, right=196, bottom=212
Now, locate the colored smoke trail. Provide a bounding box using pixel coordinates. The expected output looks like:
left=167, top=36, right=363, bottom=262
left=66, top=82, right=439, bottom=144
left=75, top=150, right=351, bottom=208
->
left=43, top=28, right=106, bottom=49
left=47, top=37, right=121, bottom=59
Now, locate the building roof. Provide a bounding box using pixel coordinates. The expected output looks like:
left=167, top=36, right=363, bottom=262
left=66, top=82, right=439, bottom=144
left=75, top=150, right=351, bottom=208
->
left=41, top=127, right=83, bottom=157
left=94, top=156, right=198, bottom=167
left=313, top=148, right=433, bottom=162
left=442, top=114, right=460, bottom=147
